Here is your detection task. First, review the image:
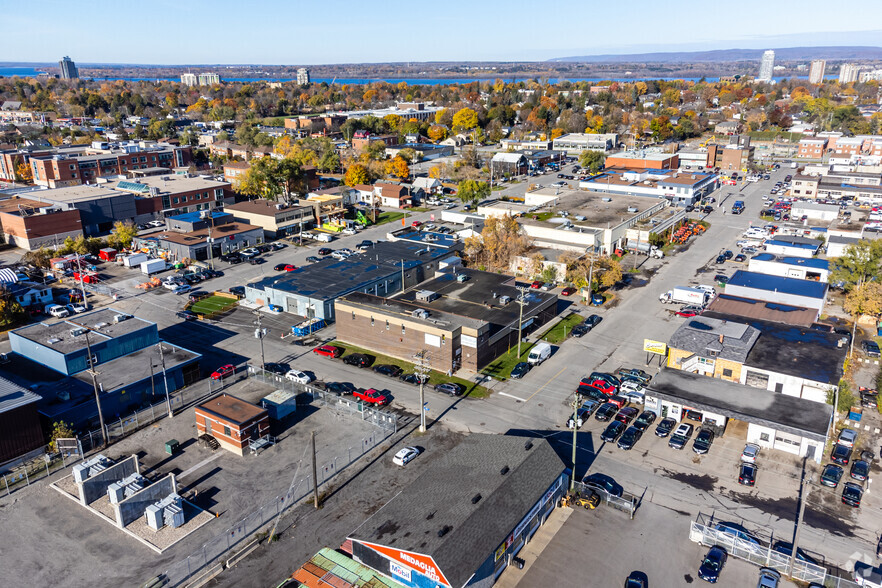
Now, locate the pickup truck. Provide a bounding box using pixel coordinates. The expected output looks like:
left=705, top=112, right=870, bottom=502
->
left=731, top=201, right=745, bottom=214
left=354, top=388, right=389, bottom=405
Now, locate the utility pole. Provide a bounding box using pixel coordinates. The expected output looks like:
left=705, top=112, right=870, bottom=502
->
left=789, top=460, right=811, bottom=579
left=75, top=252, right=87, bottom=304
left=83, top=331, right=107, bottom=449
left=206, top=213, right=214, bottom=270
left=569, top=392, right=583, bottom=492
left=414, top=350, right=431, bottom=433
left=158, top=343, right=172, bottom=418
left=586, top=247, right=596, bottom=302
left=253, top=310, right=266, bottom=370
left=311, top=431, right=319, bottom=508
left=515, top=286, right=529, bottom=357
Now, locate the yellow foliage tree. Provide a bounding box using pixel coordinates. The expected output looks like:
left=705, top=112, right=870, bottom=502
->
left=428, top=125, right=448, bottom=142
left=344, top=163, right=370, bottom=187
left=384, top=156, right=410, bottom=181
left=15, top=162, right=33, bottom=184
left=452, top=107, right=479, bottom=132
left=464, top=215, right=530, bottom=271
left=428, top=166, right=441, bottom=179
left=550, top=128, right=565, bottom=140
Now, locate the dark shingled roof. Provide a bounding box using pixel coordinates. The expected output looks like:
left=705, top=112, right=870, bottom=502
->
left=649, top=369, right=832, bottom=441
left=668, top=316, right=760, bottom=363
left=704, top=295, right=817, bottom=327
left=348, top=434, right=566, bottom=588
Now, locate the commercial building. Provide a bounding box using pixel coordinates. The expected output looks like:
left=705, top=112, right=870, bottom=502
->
left=707, top=137, right=754, bottom=171
left=194, top=394, right=270, bottom=456
left=604, top=150, right=679, bottom=170
left=198, top=73, right=220, bottom=86
left=757, top=50, right=775, bottom=82
left=808, top=60, right=827, bottom=84
left=646, top=369, right=832, bottom=463
left=296, top=68, right=310, bottom=85
left=747, top=253, right=830, bottom=282
left=180, top=73, right=197, bottom=87
left=59, top=56, right=78, bottom=80
left=790, top=201, right=840, bottom=222
left=490, top=153, right=528, bottom=177
left=791, top=174, right=820, bottom=198
left=292, top=548, right=407, bottom=588
left=134, top=211, right=264, bottom=263
left=225, top=199, right=315, bottom=239
left=0, top=196, right=83, bottom=251
left=7, top=308, right=201, bottom=429
left=348, top=434, right=568, bottom=588
left=246, top=241, right=456, bottom=320
left=385, top=143, right=454, bottom=161
left=339, top=102, right=443, bottom=124
left=762, top=236, right=821, bottom=258
left=552, top=133, right=617, bottom=154
left=826, top=235, right=862, bottom=258
left=839, top=63, right=860, bottom=84
left=579, top=168, right=718, bottom=208
left=0, top=379, right=44, bottom=463
left=724, top=270, right=827, bottom=317
left=798, top=138, right=827, bottom=159
left=335, top=268, right=557, bottom=373
left=703, top=294, right=817, bottom=328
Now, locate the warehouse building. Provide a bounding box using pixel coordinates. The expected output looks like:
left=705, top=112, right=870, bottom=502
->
left=646, top=369, right=832, bottom=462
left=133, top=211, right=264, bottom=263
left=724, top=271, right=828, bottom=317
left=348, top=434, right=568, bottom=588
left=747, top=254, right=830, bottom=282
left=762, top=238, right=821, bottom=259
left=791, top=201, right=840, bottom=222
left=0, top=379, right=44, bottom=463
left=335, top=268, right=558, bottom=373
left=703, top=294, right=817, bottom=327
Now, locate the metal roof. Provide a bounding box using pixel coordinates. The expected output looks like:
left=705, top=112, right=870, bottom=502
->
left=0, top=377, right=41, bottom=414
left=726, top=271, right=828, bottom=299
left=704, top=295, right=817, bottom=328
left=764, top=239, right=819, bottom=250
left=750, top=253, right=829, bottom=270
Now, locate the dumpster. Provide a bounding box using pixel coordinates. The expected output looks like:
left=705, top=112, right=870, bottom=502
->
left=165, top=439, right=180, bottom=455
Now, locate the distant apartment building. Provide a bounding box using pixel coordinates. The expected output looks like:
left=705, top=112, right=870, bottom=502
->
left=180, top=72, right=198, bottom=86
left=757, top=50, right=775, bottom=82
left=59, top=56, right=78, bottom=80
left=859, top=69, right=882, bottom=83
left=198, top=72, right=220, bottom=85
left=797, top=137, right=828, bottom=159
left=296, top=68, right=310, bottom=85
left=808, top=60, right=826, bottom=84
left=839, top=63, right=860, bottom=84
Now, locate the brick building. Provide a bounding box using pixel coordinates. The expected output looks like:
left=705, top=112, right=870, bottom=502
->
left=195, top=394, right=270, bottom=456
left=0, top=379, right=44, bottom=463
left=604, top=151, right=679, bottom=170
left=225, top=198, right=315, bottom=239
left=0, top=197, right=83, bottom=251
left=797, top=138, right=828, bottom=159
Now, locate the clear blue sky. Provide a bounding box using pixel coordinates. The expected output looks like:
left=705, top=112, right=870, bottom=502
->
left=1, top=0, right=881, bottom=65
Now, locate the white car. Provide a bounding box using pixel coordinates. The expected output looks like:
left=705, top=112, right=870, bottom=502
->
left=838, top=428, right=858, bottom=448
left=741, top=443, right=760, bottom=463
left=148, top=220, right=165, bottom=228
left=239, top=248, right=260, bottom=258
left=620, top=380, right=645, bottom=395
left=620, top=390, right=645, bottom=404
left=392, top=446, right=421, bottom=467
left=342, top=228, right=357, bottom=236
left=66, top=303, right=88, bottom=314
left=285, top=370, right=312, bottom=384
left=170, top=284, right=191, bottom=295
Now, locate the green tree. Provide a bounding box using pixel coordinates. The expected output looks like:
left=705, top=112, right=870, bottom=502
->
left=108, top=221, right=138, bottom=250
left=0, top=285, right=25, bottom=327
left=457, top=179, right=490, bottom=206
left=831, top=239, right=882, bottom=291
left=49, top=421, right=76, bottom=452
left=579, top=150, right=606, bottom=173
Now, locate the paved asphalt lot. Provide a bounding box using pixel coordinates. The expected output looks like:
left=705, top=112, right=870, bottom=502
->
left=3, top=164, right=881, bottom=585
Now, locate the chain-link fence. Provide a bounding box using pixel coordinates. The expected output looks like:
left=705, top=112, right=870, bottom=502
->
left=572, top=480, right=639, bottom=519
left=689, top=516, right=861, bottom=587
left=0, top=444, right=83, bottom=497
left=154, top=429, right=391, bottom=587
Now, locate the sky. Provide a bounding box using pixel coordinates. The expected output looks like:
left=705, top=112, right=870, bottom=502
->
left=1, top=0, right=881, bottom=65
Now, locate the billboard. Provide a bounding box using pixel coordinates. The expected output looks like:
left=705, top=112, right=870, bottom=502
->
left=643, top=339, right=667, bottom=355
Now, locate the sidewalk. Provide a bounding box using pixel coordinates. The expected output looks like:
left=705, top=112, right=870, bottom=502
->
left=495, top=506, right=573, bottom=588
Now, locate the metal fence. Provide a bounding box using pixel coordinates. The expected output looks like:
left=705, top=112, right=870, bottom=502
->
left=155, top=428, right=391, bottom=587
left=688, top=517, right=861, bottom=587
left=0, top=444, right=83, bottom=497
left=572, top=480, right=639, bottom=519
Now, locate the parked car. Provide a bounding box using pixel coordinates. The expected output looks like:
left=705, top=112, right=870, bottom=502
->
left=698, top=546, right=727, bottom=583
left=655, top=417, right=676, bottom=437
left=617, top=426, right=643, bottom=450
left=619, top=389, right=645, bottom=405
left=831, top=443, right=852, bottom=465
left=561, top=287, right=577, bottom=296
left=434, top=382, right=464, bottom=396
left=820, top=463, right=844, bottom=488
left=399, top=373, right=429, bottom=385
left=285, top=370, right=312, bottom=384
left=862, top=340, right=881, bottom=357
left=714, top=523, right=763, bottom=551
left=842, top=482, right=863, bottom=507
left=594, top=402, right=619, bottom=422
left=669, top=423, right=694, bottom=449
left=615, top=406, right=640, bottom=425
left=530, top=280, right=543, bottom=289
left=229, top=286, right=245, bottom=297
left=633, top=411, right=656, bottom=432
left=317, top=247, right=333, bottom=256
left=693, top=429, right=715, bottom=454
left=510, top=362, right=531, bottom=379
left=741, top=443, right=760, bottom=463
left=771, top=541, right=819, bottom=566
left=715, top=255, right=727, bottom=264
left=313, top=345, right=343, bottom=358
left=179, top=310, right=197, bottom=321
left=210, top=364, right=235, bottom=380
left=316, top=381, right=356, bottom=396
left=392, top=446, right=421, bottom=467
left=676, top=305, right=703, bottom=318
left=601, top=420, right=626, bottom=443
left=756, top=568, right=780, bottom=588
left=373, top=364, right=403, bottom=378
left=739, top=463, right=758, bottom=486
left=571, top=323, right=590, bottom=338
left=343, top=353, right=374, bottom=368
left=354, top=388, right=388, bottom=405
left=567, top=400, right=599, bottom=429
left=838, top=428, right=858, bottom=448
left=581, top=472, right=623, bottom=497
left=263, top=362, right=286, bottom=375
left=274, top=263, right=297, bottom=272
left=306, top=256, right=321, bottom=263
left=850, top=459, right=870, bottom=481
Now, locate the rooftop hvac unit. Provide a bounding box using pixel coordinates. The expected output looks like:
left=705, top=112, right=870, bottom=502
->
left=93, top=322, right=110, bottom=329
left=149, top=187, right=159, bottom=195
left=72, top=454, right=111, bottom=484
left=107, top=472, right=147, bottom=504
left=113, top=314, right=132, bottom=323
left=415, top=290, right=439, bottom=302
left=411, top=309, right=429, bottom=319
left=70, top=327, right=87, bottom=337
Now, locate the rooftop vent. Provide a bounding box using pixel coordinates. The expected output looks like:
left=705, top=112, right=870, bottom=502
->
left=70, top=327, right=87, bottom=337
left=46, top=337, right=61, bottom=345
left=415, top=290, right=439, bottom=302
left=500, top=465, right=510, bottom=476
left=471, top=493, right=482, bottom=504
left=113, top=314, right=132, bottom=323
left=438, top=525, right=452, bottom=538
left=524, top=440, right=534, bottom=451
left=411, top=309, right=429, bottom=320
left=93, top=322, right=109, bottom=329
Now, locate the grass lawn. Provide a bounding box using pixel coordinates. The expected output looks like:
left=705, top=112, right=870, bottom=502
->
left=375, top=212, right=406, bottom=226
left=540, top=313, right=584, bottom=345
left=482, top=343, right=534, bottom=381
left=189, top=295, right=238, bottom=317
left=327, top=341, right=490, bottom=398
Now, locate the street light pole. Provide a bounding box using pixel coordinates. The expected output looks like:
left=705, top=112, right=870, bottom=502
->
left=414, top=350, right=431, bottom=433
left=516, top=286, right=529, bottom=357
left=158, top=343, right=172, bottom=418
left=570, top=392, right=583, bottom=492
left=253, top=310, right=266, bottom=370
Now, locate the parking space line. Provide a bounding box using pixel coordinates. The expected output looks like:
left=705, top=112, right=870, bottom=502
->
left=524, top=367, right=566, bottom=403
left=498, top=392, right=527, bottom=402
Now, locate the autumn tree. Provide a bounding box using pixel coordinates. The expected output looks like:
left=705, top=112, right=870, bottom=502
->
left=49, top=421, right=76, bottom=452
left=579, top=150, right=606, bottom=173
left=558, top=252, right=623, bottom=292
left=464, top=215, right=530, bottom=272
left=457, top=179, right=490, bottom=206
left=831, top=239, right=882, bottom=291
left=428, top=166, right=441, bottom=180
left=452, top=107, right=479, bottom=133
left=108, top=221, right=138, bottom=250
left=844, top=282, right=882, bottom=317
left=428, top=125, right=448, bottom=142
left=0, top=285, right=25, bottom=327
left=527, top=252, right=546, bottom=278
left=344, top=162, right=370, bottom=187
left=384, top=155, right=410, bottom=181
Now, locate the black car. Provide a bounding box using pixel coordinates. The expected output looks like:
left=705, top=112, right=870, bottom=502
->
left=633, top=411, right=656, bottom=432
left=771, top=541, right=819, bottom=566
left=229, top=286, right=245, bottom=297
left=510, top=362, right=531, bottom=379
left=655, top=417, right=676, bottom=437
left=373, top=364, right=403, bottom=378
left=702, top=205, right=714, bottom=214
left=263, top=362, right=287, bottom=375
left=178, top=310, right=197, bottom=321
left=250, top=257, right=265, bottom=265
left=625, top=571, right=647, bottom=588
left=820, top=463, right=844, bottom=488
left=343, top=353, right=374, bottom=368
left=586, top=314, right=602, bottom=327
left=862, top=340, right=881, bottom=357
left=831, top=443, right=852, bottom=465
left=693, top=429, right=714, bottom=454
left=842, top=482, right=863, bottom=507
left=617, top=426, right=643, bottom=450
left=582, top=472, right=623, bottom=497
left=851, top=459, right=870, bottom=481
left=715, top=254, right=727, bottom=264
left=319, top=382, right=356, bottom=396
left=601, top=420, right=626, bottom=443
left=594, top=402, right=618, bottom=421
left=434, top=382, right=464, bottom=396
left=571, top=324, right=590, bottom=338
left=306, top=256, right=321, bottom=263
left=318, top=247, right=333, bottom=256
left=698, top=546, right=727, bottom=583
left=738, top=463, right=757, bottom=486
left=714, top=274, right=729, bottom=285
left=359, top=240, right=373, bottom=249
left=257, top=244, right=272, bottom=253
left=722, top=250, right=733, bottom=259
left=188, top=291, right=207, bottom=302
left=400, top=373, right=429, bottom=385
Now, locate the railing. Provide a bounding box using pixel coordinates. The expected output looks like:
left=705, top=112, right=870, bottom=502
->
left=572, top=480, right=639, bottom=519
left=679, top=354, right=715, bottom=375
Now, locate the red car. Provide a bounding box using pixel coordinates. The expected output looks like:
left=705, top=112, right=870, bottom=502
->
left=354, top=388, right=388, bottom=405
left=675, top=306, right=703, bottom=318
left=530, top=280, right=543, bottom=289
left=561, top=287, right=577, bottom=296
left=411, top=221, right=422, bottom=227
left=273, top=263, right=297, bottom=272
left=211, top=364, right=235, bottom=380
left=582, top=378, right=617, bottom=395
left=313, top=345, right=343, bottom=358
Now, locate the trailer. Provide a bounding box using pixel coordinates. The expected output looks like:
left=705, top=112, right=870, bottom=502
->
left=123, top=253, right=149, bottom=268
left=292, top=318, right=326, bottom=336
left=140, top=258, right=168, bottom=275
left=98, top=248, right=118, bottom=262
left=659, top=286, right=708, bottom=305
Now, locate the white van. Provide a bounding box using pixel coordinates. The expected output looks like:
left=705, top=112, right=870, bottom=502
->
left=527, top=342, right=552, bottom=365
left=47, top=304, right=70, bottom=318
left=316, top=233, right=334, bottom=243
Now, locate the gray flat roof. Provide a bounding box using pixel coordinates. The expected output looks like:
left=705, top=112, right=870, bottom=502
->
left=349, top=434, right=566, bottom=588
left=648, top=369, right=832, bottom=441
left=0, top=376, right=41, bottom=414
left=23, top=185, right=120, bottom=204
left=11, top=308, right=153, bottom=355
left=71, top=341, right=199, bottom=393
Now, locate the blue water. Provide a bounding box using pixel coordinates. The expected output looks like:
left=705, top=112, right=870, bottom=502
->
left=0, top=67, right=48, bottom=77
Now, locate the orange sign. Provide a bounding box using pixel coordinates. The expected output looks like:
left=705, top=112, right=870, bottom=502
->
left=359, top=540, right=451, bottom=587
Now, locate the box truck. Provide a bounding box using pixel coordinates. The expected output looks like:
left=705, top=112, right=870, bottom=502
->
left=123, top=252, right=149, bottom=267
left=140, top=258, right=168, bottom=275
left=659, top=286, right=708, bottom=305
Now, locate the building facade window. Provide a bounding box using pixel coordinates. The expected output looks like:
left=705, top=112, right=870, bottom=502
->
left=760, top=432, right=770, bottom=442
left=722, top=368, right=733, bottom=377
left=223, top=425, right=231, bottom=437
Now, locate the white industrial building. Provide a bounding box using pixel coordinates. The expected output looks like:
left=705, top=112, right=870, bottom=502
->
left=724, top=271, right=827, bottom=317
left=747, top=253, right=830, bottom=282
left=791, top=202, right=840, bottom=221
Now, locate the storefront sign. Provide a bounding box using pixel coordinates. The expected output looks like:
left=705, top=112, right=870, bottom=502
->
left=494, top=542, right=507, bottom=562
left=461, top=334, right=477, bottom=348
left=389, top=562, right=412, bottom=582
left=359, top=541, right=450, bottom=587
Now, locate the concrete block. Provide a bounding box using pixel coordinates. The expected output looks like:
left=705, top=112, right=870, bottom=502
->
left=76, top=455, right=139, bottom=505
left=113, top=473, right=177, bottom=528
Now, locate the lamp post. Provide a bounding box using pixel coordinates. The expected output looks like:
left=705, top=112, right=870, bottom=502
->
left=570, top=392, right=583, bottom=491
left=158, top=343, right=172, bottom=418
